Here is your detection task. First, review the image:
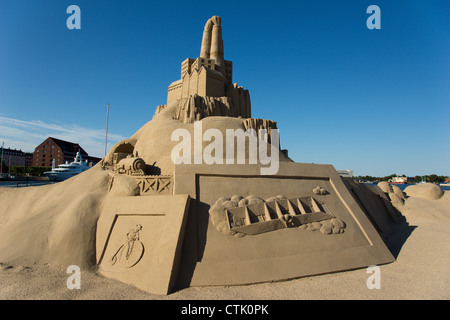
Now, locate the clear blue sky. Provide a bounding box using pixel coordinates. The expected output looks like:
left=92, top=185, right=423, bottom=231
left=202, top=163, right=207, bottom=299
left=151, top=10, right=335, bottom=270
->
left=0, top=0, right=448, bottom=177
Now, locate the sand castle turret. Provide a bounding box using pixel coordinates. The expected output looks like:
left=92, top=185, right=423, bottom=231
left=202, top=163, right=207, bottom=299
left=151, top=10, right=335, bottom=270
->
left=200, top=16, right=224, bottom=67
left=162, top=16, right=251, bottom=121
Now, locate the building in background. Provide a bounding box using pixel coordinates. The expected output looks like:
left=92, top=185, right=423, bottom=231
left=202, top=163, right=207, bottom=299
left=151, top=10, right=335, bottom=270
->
left=0, top=147, right=33, bottom=167
left=32, top=137, right=101, bottom=167
left=337, top=169, right=354, bottom=178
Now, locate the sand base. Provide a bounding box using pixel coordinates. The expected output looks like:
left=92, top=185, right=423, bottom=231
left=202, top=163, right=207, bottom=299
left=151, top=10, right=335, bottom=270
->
left=1, top=192, right=449, bottom=300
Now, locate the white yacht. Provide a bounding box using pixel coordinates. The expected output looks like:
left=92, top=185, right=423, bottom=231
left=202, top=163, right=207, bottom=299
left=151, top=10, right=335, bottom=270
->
left=44, top=152, right=91, bottom=181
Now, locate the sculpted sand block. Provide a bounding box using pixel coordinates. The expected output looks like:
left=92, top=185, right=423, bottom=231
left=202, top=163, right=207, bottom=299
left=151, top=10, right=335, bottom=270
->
left=173, top=163, right=395, bottom=287
left=96, top=195, right=191, bottom=295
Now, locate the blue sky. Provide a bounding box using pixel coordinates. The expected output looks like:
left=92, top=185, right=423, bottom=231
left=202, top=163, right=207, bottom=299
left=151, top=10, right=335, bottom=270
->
left=0, top=0, right=448, bottom=176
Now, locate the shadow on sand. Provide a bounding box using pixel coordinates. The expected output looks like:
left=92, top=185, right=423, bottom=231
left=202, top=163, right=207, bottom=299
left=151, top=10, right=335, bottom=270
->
left=384, top=220, right=417, bottom=259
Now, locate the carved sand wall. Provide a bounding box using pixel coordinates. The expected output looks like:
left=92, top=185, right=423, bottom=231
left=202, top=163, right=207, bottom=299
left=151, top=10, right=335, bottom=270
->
left=209, top=194, right=346, bottom=237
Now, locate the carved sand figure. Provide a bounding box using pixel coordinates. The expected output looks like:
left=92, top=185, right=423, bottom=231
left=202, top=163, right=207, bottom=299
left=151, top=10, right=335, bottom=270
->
left=209, top=194, right=346, bottom=236
left=109, top=224, right=144, bottom=268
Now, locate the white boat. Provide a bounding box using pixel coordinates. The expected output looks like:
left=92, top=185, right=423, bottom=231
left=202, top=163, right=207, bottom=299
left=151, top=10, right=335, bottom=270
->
left=44, top=152, right=91, bottom=181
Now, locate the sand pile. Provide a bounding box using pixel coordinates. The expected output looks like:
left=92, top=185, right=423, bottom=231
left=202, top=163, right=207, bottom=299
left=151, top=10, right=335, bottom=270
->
left=0, top=166, right=110, bottom=270
left=404, top=183, right=444, bottom=200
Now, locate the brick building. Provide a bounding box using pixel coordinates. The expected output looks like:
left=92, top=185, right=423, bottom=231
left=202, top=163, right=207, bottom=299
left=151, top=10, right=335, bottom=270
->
left=32, top=137, right=101, bottom=167
left=0, top=147, right=33, bottom=167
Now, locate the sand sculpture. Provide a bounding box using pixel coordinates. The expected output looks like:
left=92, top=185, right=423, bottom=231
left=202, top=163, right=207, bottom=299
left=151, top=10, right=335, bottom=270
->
left=0, top=16, right=406, bottom=295
left=404, top=183, right=444, bottom=200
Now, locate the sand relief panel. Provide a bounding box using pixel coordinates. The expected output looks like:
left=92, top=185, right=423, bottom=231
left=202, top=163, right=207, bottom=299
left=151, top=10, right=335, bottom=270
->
left=195, top=173, right=373, bottom=249
left=209, top=193, right=346, bottom=237
left=199, top=175, right=363, bottom=244
left=96, top=195, right=191, bottom=295
left=98, top=215, right=164, bottom=275
left=171, top=163, right=396, bottom=287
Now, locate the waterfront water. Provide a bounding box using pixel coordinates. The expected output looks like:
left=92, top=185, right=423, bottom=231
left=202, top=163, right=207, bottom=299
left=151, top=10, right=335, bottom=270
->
left=363, top=182, right=450, bottom=192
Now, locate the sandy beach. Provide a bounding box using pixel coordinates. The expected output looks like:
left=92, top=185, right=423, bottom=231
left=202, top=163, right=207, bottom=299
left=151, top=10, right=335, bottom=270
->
left=1, top=191, right=448, bottom=300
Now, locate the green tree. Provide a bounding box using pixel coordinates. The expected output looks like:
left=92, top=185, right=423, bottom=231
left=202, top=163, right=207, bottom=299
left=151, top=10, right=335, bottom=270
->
left=381, top=174, right=396, bottom=181
left=427, top=174, right=446, bottom=184
left=1, top=160, right=8, bottom=175
left=10, top=166, right=22, bottom=176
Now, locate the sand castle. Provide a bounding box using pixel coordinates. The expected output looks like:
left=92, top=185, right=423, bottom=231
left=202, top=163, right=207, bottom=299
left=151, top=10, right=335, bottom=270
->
left=0, top=16, right=410, bottom=295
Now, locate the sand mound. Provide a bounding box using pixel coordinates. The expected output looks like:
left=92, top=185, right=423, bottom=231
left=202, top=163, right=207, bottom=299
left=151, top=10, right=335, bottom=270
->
left=404, top=183, right=444, bottom=200
left=0, top=166, right=110, bottom=269
left=104, top=101, right=291, bottom=176
left=377, top=181, right=393, bottom=193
